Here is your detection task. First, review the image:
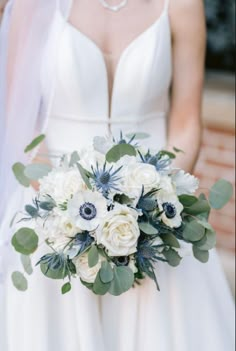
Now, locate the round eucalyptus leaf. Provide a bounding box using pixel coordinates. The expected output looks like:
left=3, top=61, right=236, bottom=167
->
left=184, top=198, right=210, bottom=216
left=61, top=282, right=72, bottom=295
left=12, top=228, right=38, bottom=255
left=88, top=245, right=99, bottom=268
left=100, top=261, right=114, bottom=283
left=179, top=195, right=198, bottom=207
left=160, top=233, right=180, bottom=248
left=93, top=271, right=111, bottom=295
left=125, top=132, right=150, bottom=140
left=193, top=245, right=209, bottom=263
left=20, top=254, right=33, bottom=275
left=163, top=248, right=182, bottom=267
left=106, top=144, right=136, bottom=163
left=40, top=262, right=67, bottom=280
left=80, top=279, right=94, bottom=291
left=209, top=179, right=233, bottom=210
left=12, top=163, right=30, bottom=187
left=183, top=220, right=205, bottom=242
left=109, top=266, right=134, bottom=296
left=24, top=134, right=45, bottom=153
left=195, top=230, right=216, bottom=251
left=24, top=163, right=52, bottom=180
left=11, top=271, right=28, bottom=291
left=139, top=222, right=158, bottom=235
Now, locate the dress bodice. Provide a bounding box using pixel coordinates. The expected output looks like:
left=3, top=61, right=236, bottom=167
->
left=42, top=4, right=172, bottom=154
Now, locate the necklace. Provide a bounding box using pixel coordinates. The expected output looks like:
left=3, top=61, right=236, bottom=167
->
left=99, top=0, right=128, bottom=12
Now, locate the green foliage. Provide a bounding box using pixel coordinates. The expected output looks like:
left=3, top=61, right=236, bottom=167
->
left=24, top=163, right=52, bottom=180
left=192, top=245, right=209, bottom=263
left=125, top=132, right=150, bottom=140
left=179, top=195, right=198, bottom=207
left=12, top=271, right=28, bottom=291
left=163, top=248, right=182, bottom=267
left=157, top=150, right=176, bottom=159
left=93, top=272, right=111, bottom=295
left=106, top=144, right=136, bottom=163
left=195, top=229, right=216, bottom=251
left=109, top=266, right=134, bottom=296
left=69, top=151, right=80, bottom=167
left=183, top=196, right=211, bottom=216
left=12, top=163, right=30, bottom=187
left=20, top=255, right=33, bottom=275
left=139, top=222, right=158, bottom=235
left=12, top=228, right=38, bottom=255
left=160, top=233, right=180, bottom=248
left=77, top=163, right=92, bottom=189
left=61, top=282, right=72, bottom=295
left=99, top=261, right=114, bottom=283
left=88, top=245, right=99, bottom=268
left=40, top=262, right=67, bottom=280
left=183, top=220, right=205, bottom=242
left=209, top=179, right=233, bottom=209
left=24, top=134, right=45, bottom=153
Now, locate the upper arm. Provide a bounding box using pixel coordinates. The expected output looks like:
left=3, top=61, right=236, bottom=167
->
left=169, top=0, right=206, bottom=121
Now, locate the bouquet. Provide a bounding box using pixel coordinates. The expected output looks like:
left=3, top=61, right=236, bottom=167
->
left=10, top=133, right=233, bottom=296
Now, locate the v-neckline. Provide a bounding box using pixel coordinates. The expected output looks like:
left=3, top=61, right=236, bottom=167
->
left=58, top=9, right=168, bottom=117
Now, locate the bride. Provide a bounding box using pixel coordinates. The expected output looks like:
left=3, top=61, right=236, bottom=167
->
left=0, top=1, right=234, bottom=350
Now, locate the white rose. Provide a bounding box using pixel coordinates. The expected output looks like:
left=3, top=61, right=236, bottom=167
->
left=96, top=205, right=140, bottom=257
left=79, top=146, right=106, bottom=171
left=39, top=168, right=86, bottom=204
left=36, top=210, right=80, bottom=251
left=122, top=162, right=161, bottom=199
left=73, top=251, right=102, bottom=283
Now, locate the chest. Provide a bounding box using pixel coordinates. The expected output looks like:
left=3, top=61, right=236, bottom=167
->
left=68, top=0, right=166, bottom=55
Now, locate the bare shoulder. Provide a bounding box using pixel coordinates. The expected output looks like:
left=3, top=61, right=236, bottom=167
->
left=169, top=0, right=206, bottom=38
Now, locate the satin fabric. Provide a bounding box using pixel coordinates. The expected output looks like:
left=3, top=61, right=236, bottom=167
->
left=0, top=1, right=235, bottom=350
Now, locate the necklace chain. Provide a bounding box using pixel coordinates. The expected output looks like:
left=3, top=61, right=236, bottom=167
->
left=99, top=0, right=128, bottom=12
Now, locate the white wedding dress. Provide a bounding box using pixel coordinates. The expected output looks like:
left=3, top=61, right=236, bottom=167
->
left=0, top=1, right=234, bottom=351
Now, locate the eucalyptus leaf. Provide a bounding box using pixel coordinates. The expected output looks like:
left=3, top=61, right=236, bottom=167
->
left=11, top=271, right=28, bottom=291
left=125, top=132, right=150, bottom=140
left=24, top=134, right=45, bottom=153
left=163, top=248, right=182, bottom=267
left=173, top=146, right=184, bottom=153
left=24, top=163, right=52, bottom=180
left=209, top=179, right=233, bottom=209
left=160, top=233, right=180, bottom=248
left=158, top=150, right=176, bottom=159
left=12, top=163, right=30, bottom=187
left=193, top=245, right=209, bottom=263
left=106, top=144, right=136, bottom=163
left=93, top=271, right=111, bottom=295
left=12, top=228, right=39, bottom=255
left=20, top=255, right=33, bottom=275
left=183, top=220, right=205, bottom=242
left=109, top=266, right=134, bottom=296
left=179, top=195, right=198, bottom=207
left=88, top=245, right=99, bottom=268
left=184, top=197, right=210, bottom=216
left=139, top=222, right=158, bottom=235
left=40, top=262, right=67, bottom=280
left=80, top=279, right=94, bottom=291
left=77, top=163, right=92, bottom=189
left=69, top=151, right=80, bottom=167
left=61, top=282, right=72, bottom=295
left=100, top=261, right=114, bottom=283
left=195, top=229, right=216, bottom=251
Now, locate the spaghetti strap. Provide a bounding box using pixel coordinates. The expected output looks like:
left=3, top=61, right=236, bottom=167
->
left=164, top=0, right=170, bottom=12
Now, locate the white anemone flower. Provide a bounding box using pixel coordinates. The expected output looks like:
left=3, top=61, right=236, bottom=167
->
left=157, top=192, right=184, bottom=228
left=171, top=170, right=199, bottom=195
left=67, top=190, right=108, bottom=231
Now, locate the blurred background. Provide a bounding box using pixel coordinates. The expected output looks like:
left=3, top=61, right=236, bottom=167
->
left=0, top=0, right=235, bottom=295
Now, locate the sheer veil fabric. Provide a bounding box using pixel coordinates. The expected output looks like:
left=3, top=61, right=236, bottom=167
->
left=0, top=0, right=72, bottom=252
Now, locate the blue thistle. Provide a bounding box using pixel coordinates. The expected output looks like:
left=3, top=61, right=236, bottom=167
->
left=113, top=131, right=139, bottom=147
left=91, top=162, right=122, bottom=196
left=139, top=150, right=171, bottom=173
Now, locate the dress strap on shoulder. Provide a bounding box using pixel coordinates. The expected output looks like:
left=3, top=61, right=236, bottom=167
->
left=164, top=0, right=170, bottom=12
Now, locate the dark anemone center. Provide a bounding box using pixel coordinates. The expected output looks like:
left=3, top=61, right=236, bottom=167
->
left=79, top=202, right=97, bottom=220
left=162, top=202, right=176, bottom=219
left=113, top=256, right=130, bottom=266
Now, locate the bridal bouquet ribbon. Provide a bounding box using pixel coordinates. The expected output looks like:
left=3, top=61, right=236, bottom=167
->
left=10, top=133, right=233, bottom=296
